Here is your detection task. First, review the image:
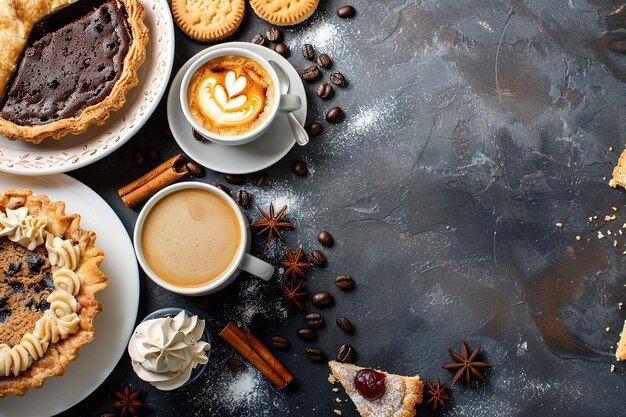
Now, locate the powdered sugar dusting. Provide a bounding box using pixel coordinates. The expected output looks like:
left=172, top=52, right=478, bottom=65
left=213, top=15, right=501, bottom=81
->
left=288, top=19, right=345, bottom=56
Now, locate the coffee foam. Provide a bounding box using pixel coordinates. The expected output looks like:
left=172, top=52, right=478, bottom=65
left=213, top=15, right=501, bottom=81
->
left=188, top=55, right=275, bottom=137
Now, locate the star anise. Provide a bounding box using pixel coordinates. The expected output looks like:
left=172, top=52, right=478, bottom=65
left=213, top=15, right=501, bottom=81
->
left=424, top=379, right=451, bottom=413
left=279, top=277, right=308, bottom=314
left=442, top=340, right=492, bottom=386
left=280, top=248, right=311, bottom=279
left=250, top=203, right=293, bottom=245
left=112, top=385, right=145, bottom=417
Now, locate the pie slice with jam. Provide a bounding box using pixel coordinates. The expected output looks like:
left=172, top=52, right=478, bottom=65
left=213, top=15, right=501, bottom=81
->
left=0, top=0, right=148, bottom=144
left=329, top=361, right=423, bottom=417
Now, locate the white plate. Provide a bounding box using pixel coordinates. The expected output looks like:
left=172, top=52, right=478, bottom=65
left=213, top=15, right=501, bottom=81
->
left=0, top=0, right=175, bottom=175
left=167, top=42, right=307, bottom=175
left=0, top=174, right=140, bottom=417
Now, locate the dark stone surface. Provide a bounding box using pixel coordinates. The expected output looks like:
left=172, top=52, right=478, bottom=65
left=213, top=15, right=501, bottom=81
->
left=59, top=0, right=626, bottom=416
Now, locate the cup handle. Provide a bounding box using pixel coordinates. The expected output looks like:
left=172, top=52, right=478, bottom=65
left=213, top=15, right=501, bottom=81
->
left=277, top=94, right=302, bottom=114
left=240, top=253, right=274, bottom=281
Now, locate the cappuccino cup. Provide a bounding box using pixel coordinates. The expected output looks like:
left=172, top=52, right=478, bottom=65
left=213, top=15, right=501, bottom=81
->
left=180, top=46, right=301, bottom=146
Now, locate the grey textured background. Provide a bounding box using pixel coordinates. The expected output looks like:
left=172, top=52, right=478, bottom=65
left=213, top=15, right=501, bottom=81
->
left=58, top=0, right=626, bottom=415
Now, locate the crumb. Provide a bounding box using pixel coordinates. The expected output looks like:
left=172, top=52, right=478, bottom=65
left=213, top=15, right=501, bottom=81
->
left=334, top=410, right=342, bottom=416
left=607, top=327, right=612, bottom=332
left=556, top=223, right=563, bottom=228
left=620, top=230, right=623, bottom=235
left=598, top=231, right=605, bottom=239
left=589, top=216, right=593, bottom=222
left=608, top=230, right=613, bottom=235
left=576, top=236, right=582, bottom=241
left=594, top=215, right=598, bottom=219
left=615, top=240, right=619, bottom=247
left=610, top=146, right=615, bottom=152
left=332, top=388, right=339, bottom=392
left=619, top=302, right=624, bottom=309
left=606, top=215, right=617, bottom=221
left=611, top=364, right=616, bottom=373
left=335, top=398, right=342, bottom=403
left=328, top=374, right=337, bottom=384
left=613, top=207, right=619, bottom=211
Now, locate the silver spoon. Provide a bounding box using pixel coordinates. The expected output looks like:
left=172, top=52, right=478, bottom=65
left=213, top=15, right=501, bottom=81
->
left=269, top=61, right=309, bottom=146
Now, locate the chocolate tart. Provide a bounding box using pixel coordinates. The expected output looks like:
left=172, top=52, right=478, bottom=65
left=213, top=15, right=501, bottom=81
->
left=0, top=0, right=148, bottom=144
left=0, top=189, right=107, bottom=397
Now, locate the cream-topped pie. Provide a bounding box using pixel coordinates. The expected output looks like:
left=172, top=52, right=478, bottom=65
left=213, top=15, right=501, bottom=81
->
left=329, top=361, right=423, bottom=417
left=0, top=188, right=107, bottom=397
left=0, top=0, right=148, bottom=144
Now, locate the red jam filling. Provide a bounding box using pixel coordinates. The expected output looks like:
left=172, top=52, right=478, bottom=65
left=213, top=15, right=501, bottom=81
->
left=354, top=369, right=386, bottom=400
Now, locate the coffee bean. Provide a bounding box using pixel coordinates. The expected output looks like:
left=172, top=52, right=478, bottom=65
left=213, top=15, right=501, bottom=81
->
left=297, top=327, right=317, bottom=341
left=317, top=230, right=334, bottom=246
left=131, top=148, right=145, bottom=167
left=311, top=291, right=333, bottom=308
left=293, top=160, right=308, bottom=176
left=335, top=274, right=354, bottom=289
left=609, top=39, right=626, bottom=54
left=273, top=42, right=290, bottom=57
left=304, top=312, right=324, bottom=328
left=191, top=295, right=211, bottom=309
left=192, top=128, right=207, bottom=142
left=235, top=189, right=250, bottom=207
left=225, top=174, right=243, bottom=184
left=266, top=26, right=282, bottom=42
left=316, top=53, right=331, bottom=68
left=316, top=82, right=334, bottom=99
left=226, top=357, right=244, bottom=372
left=306, top=347, right=325, bottom=362
left=336, top=344, right=355, bottom=363
left=271, top=335, right=290, bottom=349
left=330, top=72, right=346, bottom=86
left=185, top=160, right=205, bottom=177
left=251, top=34, right=265, bottom=45
left=305, top=122, right=323, bottom=136
left=302, top=65, right=321, bottom=81
left=326, top=107, right=344, bottom=124
left=119, top=146, right=131, bottom=160
left=302, top=44, right=314, bottom=60
left=337, top=5, right=356, bottom=18
left=309, top=250, right=326, bottom=266
left=162, top=124, right=173, bottom=138
left=215, top=183, right=230, bottom=194
left=146, top=146, right=160, bottom=162
left=336, top=316, right=353, bottom=333
left=252, top=172, right=268, bottom=187
left=251, top=312, right=266, bottom=329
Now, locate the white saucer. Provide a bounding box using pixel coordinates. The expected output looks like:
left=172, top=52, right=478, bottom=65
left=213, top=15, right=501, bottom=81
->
left=167, top=42, right=307, bottom=174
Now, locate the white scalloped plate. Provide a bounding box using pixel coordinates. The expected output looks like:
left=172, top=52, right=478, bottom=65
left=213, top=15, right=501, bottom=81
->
left=0, top=174, right=139, bottom=417
left=0, top=0, right=175, bottom=175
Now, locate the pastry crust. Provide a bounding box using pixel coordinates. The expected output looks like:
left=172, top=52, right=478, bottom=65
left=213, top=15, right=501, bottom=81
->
left=329, top=361, right=423, bottom=417
left=610, top=149, right=626, bottom=190
left=171, top=0, right=244, bottom=42
left=0, top=188, right=107, bottom=397
left=0, top=0, right=149, bottom=144
left=616, top=320, right=626, bottom=361
left=249, top=0, right=319, bottom=26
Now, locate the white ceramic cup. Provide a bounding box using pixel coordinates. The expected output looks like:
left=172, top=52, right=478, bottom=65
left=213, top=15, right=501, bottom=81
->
left=180, top=46, right=301, bottom=146
left=133, top=182, right=274, bottom=296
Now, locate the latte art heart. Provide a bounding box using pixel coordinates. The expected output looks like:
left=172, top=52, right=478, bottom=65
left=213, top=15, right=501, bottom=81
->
left=188, top=55, right=275, bottom=137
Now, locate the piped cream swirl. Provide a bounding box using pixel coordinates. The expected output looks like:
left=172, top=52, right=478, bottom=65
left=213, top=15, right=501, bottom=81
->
left=128, top=311, right=210, bottom=391
left=0, top=207, right=47, bottom=250
left=46, top=234, right=80, bottom=270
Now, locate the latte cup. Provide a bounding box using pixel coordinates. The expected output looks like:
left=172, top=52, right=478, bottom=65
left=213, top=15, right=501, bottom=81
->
left=180, top=46, right=301, bottom=146
left=133, top=182, right=275, bottom=296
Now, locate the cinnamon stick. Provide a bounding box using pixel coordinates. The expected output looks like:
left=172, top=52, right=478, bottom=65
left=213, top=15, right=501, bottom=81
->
left=244, top=332, right=293, bottom=385
left=118, top=154, right=187, bottom=208
left=219, top=322, right=291, bottom=389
